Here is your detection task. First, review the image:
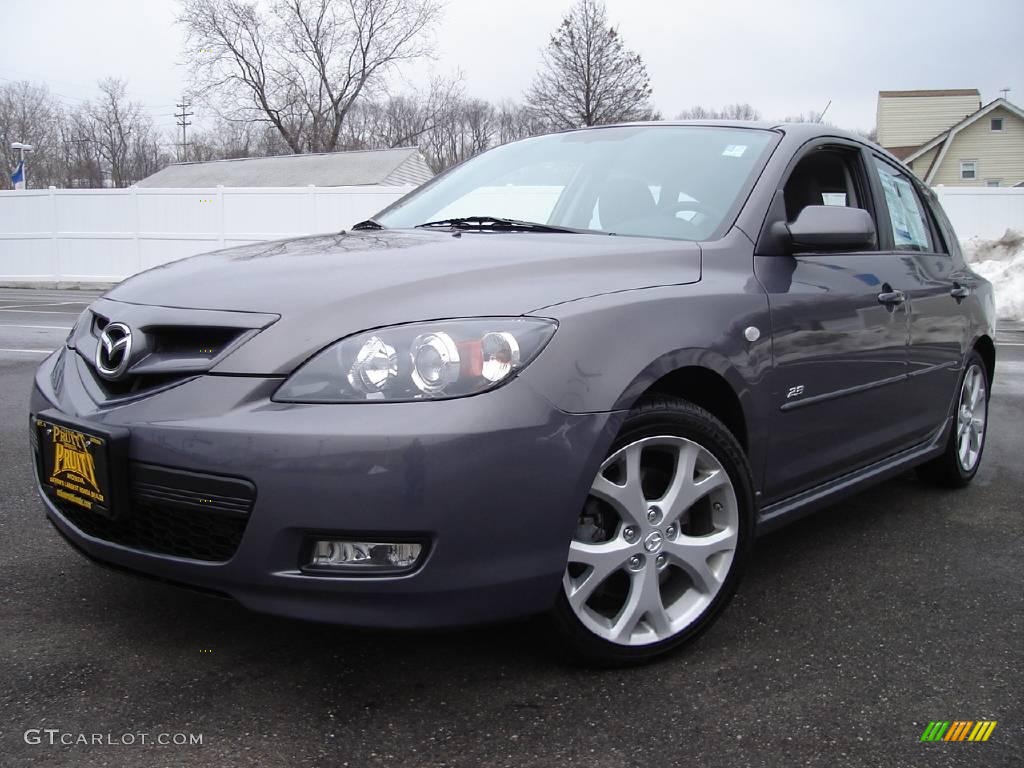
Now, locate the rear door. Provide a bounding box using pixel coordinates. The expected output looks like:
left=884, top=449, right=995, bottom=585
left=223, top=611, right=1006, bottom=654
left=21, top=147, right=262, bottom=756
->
left=755, top=141, right=916, bottom=503
left=868, top=157, right=966, bottom=440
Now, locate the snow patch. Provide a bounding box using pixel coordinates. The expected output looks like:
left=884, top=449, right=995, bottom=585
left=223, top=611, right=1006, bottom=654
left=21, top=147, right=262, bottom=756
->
left=962, top=229, right=1024, bottom=323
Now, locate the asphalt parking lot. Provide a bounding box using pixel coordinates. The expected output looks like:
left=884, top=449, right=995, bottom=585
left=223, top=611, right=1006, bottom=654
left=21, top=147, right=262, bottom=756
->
left=0, top=287, right=1020, bottom=768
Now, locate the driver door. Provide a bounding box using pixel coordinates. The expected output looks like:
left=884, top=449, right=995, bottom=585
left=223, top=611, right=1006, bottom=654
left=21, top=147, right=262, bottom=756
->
left=755, top=142, right=916, bottom=503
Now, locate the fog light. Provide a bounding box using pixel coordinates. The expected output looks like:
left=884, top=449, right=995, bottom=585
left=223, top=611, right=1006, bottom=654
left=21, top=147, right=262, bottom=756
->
left=308, top=540, right=423, bottom=573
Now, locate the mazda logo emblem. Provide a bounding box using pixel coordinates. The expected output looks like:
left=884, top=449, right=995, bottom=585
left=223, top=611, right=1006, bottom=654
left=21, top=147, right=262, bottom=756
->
left=643, top=531, right=664, bottom=553
left=95, top=322, right=133, bottom=381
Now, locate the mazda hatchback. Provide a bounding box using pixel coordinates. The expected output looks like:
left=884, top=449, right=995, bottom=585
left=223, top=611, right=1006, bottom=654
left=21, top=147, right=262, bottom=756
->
left=30, top=122, right=995, bottom=664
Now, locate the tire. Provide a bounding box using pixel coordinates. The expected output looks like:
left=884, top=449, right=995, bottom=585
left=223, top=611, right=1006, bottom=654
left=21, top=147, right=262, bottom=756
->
left=917, top=350, right=990, bottom=488
left=549, top=396, right=755, bottom=666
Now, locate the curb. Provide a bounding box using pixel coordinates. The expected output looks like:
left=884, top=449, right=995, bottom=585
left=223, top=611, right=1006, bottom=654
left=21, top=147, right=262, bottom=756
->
left=0, top=282, right=112, bottom=291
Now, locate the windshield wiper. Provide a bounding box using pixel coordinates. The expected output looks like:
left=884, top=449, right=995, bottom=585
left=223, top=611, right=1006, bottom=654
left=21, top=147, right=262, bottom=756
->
left=352, top=218, right=384, bottom=231
left=415, top=216, right=579, bottom=234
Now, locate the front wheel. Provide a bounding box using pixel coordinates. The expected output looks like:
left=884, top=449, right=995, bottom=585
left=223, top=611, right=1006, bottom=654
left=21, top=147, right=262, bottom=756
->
left=550, top=397, right=755, bottom=665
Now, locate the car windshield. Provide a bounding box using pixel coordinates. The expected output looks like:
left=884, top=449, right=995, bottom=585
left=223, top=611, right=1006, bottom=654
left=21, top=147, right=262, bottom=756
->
left=376, top=125, right=777, bottom=241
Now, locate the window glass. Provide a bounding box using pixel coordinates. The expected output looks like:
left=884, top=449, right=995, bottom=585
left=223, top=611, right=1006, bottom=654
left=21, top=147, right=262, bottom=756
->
left=985, top=180, right=1001, bottom=188
left=873, top=159, right=933, bottom=252
left=782, top=149, right=865, bottom=223
left=924, top=191, right=960, bottom=256
left=960, top=161, right=976, bottom=180
left=377, top=126, right=776, bottom=241
left=430, top=160, right=572, bottom=224
left=991, top=118, right=1003, bottom=131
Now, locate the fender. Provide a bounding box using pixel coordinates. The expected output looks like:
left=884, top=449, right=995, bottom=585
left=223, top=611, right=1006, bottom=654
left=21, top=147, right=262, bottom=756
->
left=519, top=256, right=774, bottom=490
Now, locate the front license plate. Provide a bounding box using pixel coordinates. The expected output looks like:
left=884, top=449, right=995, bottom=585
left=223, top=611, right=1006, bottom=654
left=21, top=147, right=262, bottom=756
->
left=36, top=417, right=117, bottom=518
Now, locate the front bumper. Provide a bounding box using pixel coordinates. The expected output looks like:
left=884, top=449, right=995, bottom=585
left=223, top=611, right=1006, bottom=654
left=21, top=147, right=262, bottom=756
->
left=31, top=349, right=623, bottom=628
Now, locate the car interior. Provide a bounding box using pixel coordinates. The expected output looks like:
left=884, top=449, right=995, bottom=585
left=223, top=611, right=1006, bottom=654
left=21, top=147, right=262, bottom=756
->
left=783, top=148, right=868, bottom=223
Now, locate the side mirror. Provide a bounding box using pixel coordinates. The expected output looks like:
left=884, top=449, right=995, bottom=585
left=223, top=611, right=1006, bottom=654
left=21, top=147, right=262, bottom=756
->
left=771, top=205, right=876, bottom=253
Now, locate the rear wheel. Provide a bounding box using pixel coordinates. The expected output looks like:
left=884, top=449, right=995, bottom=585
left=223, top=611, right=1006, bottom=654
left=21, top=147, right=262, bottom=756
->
left=917, top=351, right=989, bottom=488
left=550, top=397, right=754, bottom=665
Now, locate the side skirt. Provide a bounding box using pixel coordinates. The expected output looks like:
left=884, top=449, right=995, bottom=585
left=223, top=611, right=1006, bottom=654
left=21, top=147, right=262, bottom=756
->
left=755, top=419, right=950, bottom=535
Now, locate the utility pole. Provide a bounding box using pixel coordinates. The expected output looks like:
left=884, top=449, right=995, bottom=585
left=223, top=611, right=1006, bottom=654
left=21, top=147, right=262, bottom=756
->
left=175, top=96, right=194, bottom=162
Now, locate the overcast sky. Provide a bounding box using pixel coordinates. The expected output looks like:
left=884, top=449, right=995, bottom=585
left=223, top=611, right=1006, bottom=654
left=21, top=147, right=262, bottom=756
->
left=1, top=0, right=1021, bottom=137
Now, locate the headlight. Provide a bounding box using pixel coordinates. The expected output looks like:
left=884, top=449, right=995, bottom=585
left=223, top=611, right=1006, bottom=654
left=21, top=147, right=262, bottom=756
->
left=273, top=318, right=556, bottom=403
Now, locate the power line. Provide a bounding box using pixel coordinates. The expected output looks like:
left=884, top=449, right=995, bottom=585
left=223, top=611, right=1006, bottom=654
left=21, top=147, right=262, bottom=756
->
left=175, top=96, right=194, bottom=162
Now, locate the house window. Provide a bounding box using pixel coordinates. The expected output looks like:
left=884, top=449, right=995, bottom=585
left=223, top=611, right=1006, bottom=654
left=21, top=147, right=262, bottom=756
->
left=985, top=180, right=1001, bottom=187
left=960, top=161, right=977, bottom=180
left=991, top=117, right=1003, bottom=131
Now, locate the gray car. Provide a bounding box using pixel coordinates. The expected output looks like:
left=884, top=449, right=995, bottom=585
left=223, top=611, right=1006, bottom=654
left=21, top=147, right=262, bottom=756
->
left=30, top=122, right=995, bottom=664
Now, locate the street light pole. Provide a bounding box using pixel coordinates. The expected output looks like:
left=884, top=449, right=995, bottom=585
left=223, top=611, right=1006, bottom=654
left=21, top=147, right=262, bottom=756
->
left=10, top=142, right=35, bottom=189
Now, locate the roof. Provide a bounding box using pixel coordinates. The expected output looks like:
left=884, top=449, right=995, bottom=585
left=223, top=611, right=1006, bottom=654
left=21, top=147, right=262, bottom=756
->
left=596, top=119, right=864, bottom=137
left=136, top=147, right=433, bottom=188
left=878, top=89, right=980, bottom=98
left=903, top=98, right=1024, bottom=182
left=886, top=145, right=921, bottom=160
left=573, top=120, right=892, bottom=151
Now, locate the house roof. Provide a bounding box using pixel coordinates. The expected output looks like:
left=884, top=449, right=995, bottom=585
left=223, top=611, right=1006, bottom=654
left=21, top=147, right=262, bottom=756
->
left=886, top=145, right=921, bottom=160
left=136, top=147, right=433, bottom=188
left=903, top=98, right=1024, bottom=182
left=878, top=89, right=980, bottom=98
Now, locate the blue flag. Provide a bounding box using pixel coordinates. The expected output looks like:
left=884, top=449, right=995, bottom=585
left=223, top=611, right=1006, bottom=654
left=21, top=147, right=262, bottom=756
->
left=10, top=160, right=25, bottom=189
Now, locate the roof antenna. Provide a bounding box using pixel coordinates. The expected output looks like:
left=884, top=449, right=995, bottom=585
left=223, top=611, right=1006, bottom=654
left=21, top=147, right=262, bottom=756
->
left=816, top=100, right=832, bottom=123
left=999, top=87, right=1011, bottom=100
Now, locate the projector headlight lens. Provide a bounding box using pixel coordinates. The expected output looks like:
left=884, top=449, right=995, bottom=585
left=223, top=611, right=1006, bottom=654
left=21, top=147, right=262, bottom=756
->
left=274, top=318, right=556, bottom=403
left=410, top=332, right=461, bottom=393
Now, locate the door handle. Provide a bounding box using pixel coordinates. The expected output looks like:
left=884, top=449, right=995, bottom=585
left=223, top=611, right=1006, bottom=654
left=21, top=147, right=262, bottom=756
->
left=877, top=289, right=906, bottom=307
left=950, top=283, right=971, bottom=301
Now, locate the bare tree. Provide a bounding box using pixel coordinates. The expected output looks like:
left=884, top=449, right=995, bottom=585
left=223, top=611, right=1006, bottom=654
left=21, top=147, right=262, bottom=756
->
left=676, top=103, right=761, bottom=121
left=420, top=96, right=495, bottom=171
left=178, top=0, right=442, bottom=154
left=0, top=81, right=65, bottom=188
left=782, top=110, right=830, bottom=125
left=527, top=0, right=655, bottom=129
left=73, top=78, right=165, bottom=187
left=342, top=77, right=461, bottom=151
left=495, top=101, right=548, bottom=145
left=854, top=126, right=878, bottom=143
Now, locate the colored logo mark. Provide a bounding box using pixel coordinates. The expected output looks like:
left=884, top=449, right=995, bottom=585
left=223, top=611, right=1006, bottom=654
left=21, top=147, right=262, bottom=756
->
left=920, top=721, right=997, bottom=742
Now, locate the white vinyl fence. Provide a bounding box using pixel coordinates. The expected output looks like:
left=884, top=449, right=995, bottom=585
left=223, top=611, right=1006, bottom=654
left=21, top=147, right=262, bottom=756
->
left=0, top=185, right=413, bottom=286
left=0, top=184, right=1021, bottom=286
left=931, top=186, right=1024, bottom=242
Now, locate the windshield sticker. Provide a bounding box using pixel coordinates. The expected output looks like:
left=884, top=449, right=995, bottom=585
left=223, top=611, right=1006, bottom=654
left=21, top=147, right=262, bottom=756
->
left=722, top=145, right=748, bottom=158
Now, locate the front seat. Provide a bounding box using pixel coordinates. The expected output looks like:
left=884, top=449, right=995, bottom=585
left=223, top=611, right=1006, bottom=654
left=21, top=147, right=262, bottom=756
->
left=598, top=177, right=658, bottom=234
left=783, top=163, right=825, bottom=222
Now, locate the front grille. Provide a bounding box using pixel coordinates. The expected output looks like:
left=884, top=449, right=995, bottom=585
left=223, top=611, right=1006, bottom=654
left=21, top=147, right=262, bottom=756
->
left=82, top=313, right=253, bottom=401
left=45, top=463, right=256, bottom=563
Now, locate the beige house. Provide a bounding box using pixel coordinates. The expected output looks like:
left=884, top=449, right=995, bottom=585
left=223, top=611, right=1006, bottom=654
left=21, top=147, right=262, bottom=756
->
left=876, top=89, right=1024, bottom=187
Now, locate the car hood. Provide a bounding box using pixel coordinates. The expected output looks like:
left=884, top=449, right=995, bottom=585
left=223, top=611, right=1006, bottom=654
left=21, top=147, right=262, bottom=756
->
left=104, top=229, right=701, bottom=375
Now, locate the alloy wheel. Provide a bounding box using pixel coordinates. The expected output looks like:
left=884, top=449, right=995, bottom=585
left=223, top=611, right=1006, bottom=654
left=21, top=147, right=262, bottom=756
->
left=957, top=363, right=987, bottom=472
left=563, top=435, right=739, bottom=646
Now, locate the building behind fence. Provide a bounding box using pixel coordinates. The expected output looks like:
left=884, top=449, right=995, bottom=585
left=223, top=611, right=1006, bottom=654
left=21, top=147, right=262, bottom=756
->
left=0, top=184, right=1021, bottom=286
